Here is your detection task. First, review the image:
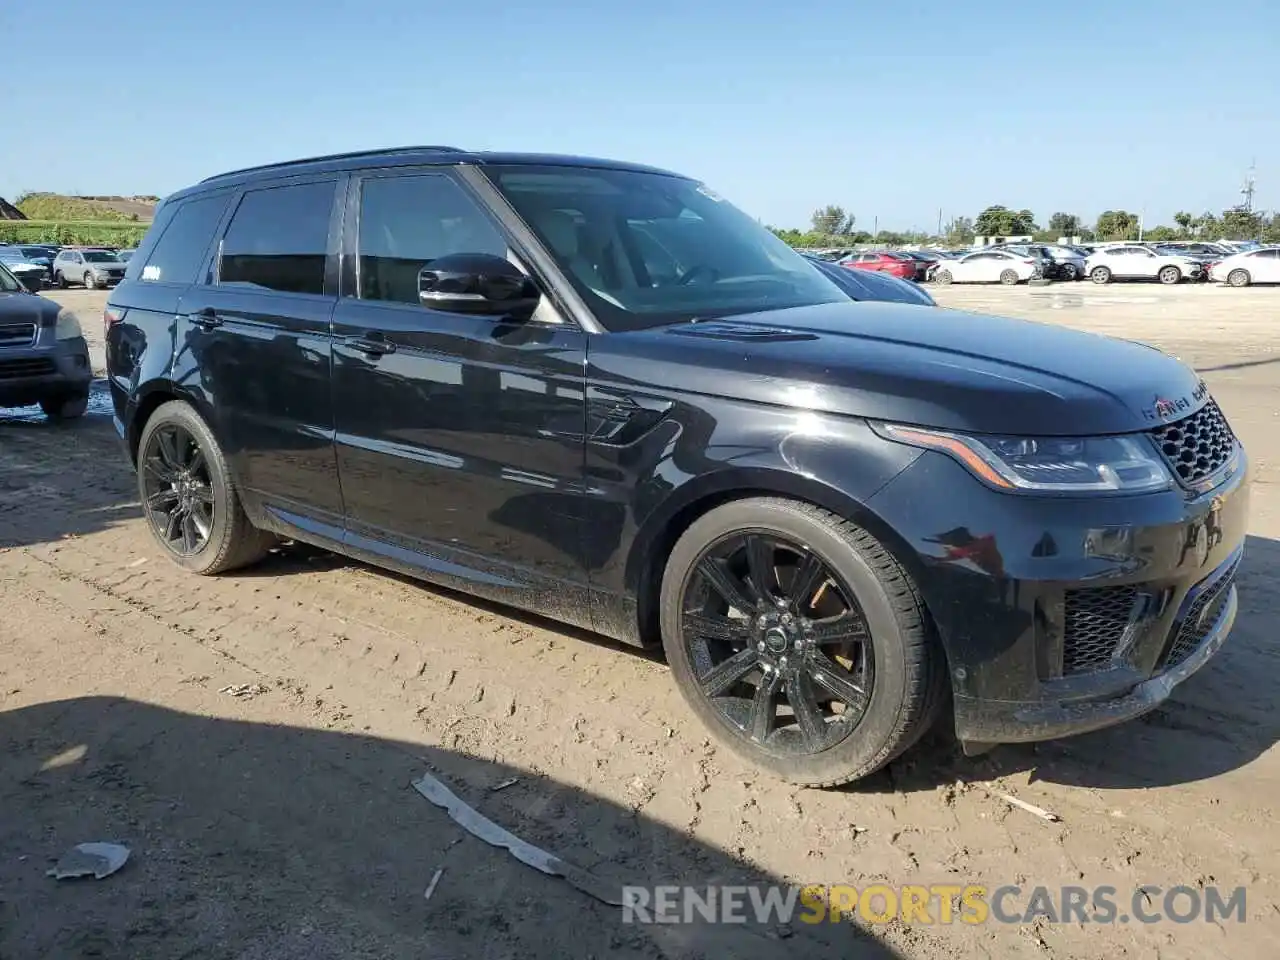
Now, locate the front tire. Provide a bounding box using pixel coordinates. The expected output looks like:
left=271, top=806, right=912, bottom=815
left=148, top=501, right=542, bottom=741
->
left=55, top=271, right=67, bottom=289
left=935, top=269, right=953, bottom=285
left=1090, top=266, right=1112, bottom=284
left=659, top=497, right=945, bottom=787
left=1058, top=264, right=1077, bottom=281
left=83, top=271, right=97, bottom=290
left=999, top=269, right=1019, bottom=285
left=40, top=391, right=89, bottom=420
left=1158, top=265, right=1182, bottom=285
left=1228, top=268, right=1251, bottom=288
left=136, top=400, right=274, bottom=575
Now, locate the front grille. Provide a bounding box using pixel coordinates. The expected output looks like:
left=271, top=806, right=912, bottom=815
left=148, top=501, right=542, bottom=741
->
left=0, top=322, right=36, bottom=347
left=1062, top=584, right=1139, bottom=675
left=0, top=357, right=55, bottom=379
left=1163, top=555, right=1241, bottom=669
left=1148, top=401, right=1235, bottom=486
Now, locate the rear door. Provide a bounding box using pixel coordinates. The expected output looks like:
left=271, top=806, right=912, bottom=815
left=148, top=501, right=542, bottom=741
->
left=330, top=168, right=590, bottom=591
left=176, top=177, right=345, bottom=526
left=1251, top=248, right=1280, bottom=282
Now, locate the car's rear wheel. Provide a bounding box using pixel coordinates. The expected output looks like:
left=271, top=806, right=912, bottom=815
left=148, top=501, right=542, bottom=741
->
left=40, top=390, right=89, bottom=421
left=83, top=271, right=96, bottom=290
left=999, top=269, right=1019, bottom=285
left=1228, top=268, right=1251, bottom=288
left=1058, top=264, right=1077, bottom=281
left=935, top=269, right=953, bottom=285
left=1158, top=265, right=1181, bottom=285
left=1090, top=266, right=1112, bottom=284
left=659, top=497, right=945, bottom=787
left=137, top=400, right=274, bottom=575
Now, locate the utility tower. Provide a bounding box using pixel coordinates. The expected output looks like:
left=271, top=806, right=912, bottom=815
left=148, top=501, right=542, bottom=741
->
left=1240, top=161, right=1257, bottom=213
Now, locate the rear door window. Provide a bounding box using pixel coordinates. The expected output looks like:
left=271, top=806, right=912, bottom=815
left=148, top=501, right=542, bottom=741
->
left=218, top=181, right=336, bottom=295
left=133, top=193, right=230, bottom=285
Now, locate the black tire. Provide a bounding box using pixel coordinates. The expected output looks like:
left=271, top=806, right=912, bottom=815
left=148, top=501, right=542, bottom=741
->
left=55, top=271, right=67, bottom=289
left=935, top=269, right=953, bottom=285
left=1058, top=264, right=1077, bottom=281
left=1158, top=265, right=1181, bottom=285
left=83, top=271, right=96, bottom=290
left=999, top=269, right=1019, bottom=285
left=136, top=400, right=274, bottom=575
left=659, top=497, right=946, bottom=787
left=40, top=391, right=89, bottom=420
left=1090, top=266, right=1112, bottom=284
left=1228, top=268, right=1251, bottom=288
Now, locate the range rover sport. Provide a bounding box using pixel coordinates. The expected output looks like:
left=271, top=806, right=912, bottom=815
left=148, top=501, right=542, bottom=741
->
left=106, top=146, right=1248, bottom=786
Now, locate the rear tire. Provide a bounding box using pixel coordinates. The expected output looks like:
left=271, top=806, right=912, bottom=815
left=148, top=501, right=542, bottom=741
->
left=1058, top=264, right=1077, bottom=281
left=659, top=497, right=946, bottom=787
left=999, top=269, right=1019, bottom=285
left=136, top=400, right=275, bottom=575
left=935, top=269, right=953, bottom=285
left=1090, top=266, right=1112, bottom=284
left=40, top=391, right=88, bottom=420
left=1158, top=265, right=1181, bottom=285
left=1228, top=269, right=1251, bottom=288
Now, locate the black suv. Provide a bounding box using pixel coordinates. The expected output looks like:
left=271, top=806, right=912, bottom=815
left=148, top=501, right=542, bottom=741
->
left=106, top=147, right=1249, bottom=786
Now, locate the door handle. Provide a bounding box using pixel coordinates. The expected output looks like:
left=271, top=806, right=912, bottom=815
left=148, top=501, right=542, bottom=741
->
left=188, top=308, right=222, bottom=331
left=345, top=336, right=396, bottom=357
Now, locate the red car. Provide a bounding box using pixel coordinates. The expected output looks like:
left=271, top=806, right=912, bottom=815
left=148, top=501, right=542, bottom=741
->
left=840, top=251, right=917, bottom=280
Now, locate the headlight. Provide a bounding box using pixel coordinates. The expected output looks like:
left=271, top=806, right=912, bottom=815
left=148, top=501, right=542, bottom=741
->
left=874, top=423, right=1173, bottom=494
left=54, top=309, right=84, bottom=341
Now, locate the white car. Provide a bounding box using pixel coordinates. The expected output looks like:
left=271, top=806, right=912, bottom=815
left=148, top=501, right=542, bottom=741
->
left=932, top=249, right=1040, bottom=285
left=1209, top=247, right=1280, bottom=287
left=1085, top=245, right=1203, bottom=284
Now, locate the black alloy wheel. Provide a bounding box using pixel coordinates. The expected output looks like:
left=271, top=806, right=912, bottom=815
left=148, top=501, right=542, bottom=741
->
left=141, top=422, right=215, bottom=557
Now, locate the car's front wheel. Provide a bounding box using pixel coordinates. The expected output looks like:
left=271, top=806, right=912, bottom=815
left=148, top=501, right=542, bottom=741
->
left=83, top=271, right=97, bottom=290
left=55, top=271, right=67, bottom=289
left=659, top=497, right=945, bottom=787
left=136, top=400, right=274, bottom=575
left=1158, top=265, right=1182, bottom=285
left=1058, top=264, right=1077, bottom=281
left=935, top=269, right=953, bottom=285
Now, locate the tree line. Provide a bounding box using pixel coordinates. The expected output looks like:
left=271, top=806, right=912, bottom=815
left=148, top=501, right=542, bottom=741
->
left=774, top=203, right=1280, bottom=248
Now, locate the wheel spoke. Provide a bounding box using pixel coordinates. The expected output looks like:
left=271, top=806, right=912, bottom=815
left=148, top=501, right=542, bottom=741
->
left=697, top=556, right=757, bottom=614
left=146, top=488, right=179, bottom=511
left=180, top=512, right=199, bottom=553
left=808, top=650, right=868, bottom=712
left=190, top=502, right=213, bottom=540
left=743, top=535, right=776, bottom=605
left=808, top=612, right=868, bottom=646
left=156, top=428, right=183, bottom=469
left=189, top=482, right=214, bottom=506
left=786, top=672, right=828, bottom=750
left=144, top=456, right=178, bottom=485
left=162, top=507, right=183, bottom=543
left=787, top=551, right=826, bottom=609
left=698, top=647, right=759, bottom=698
left=187, top=447, right=207, bottom=479
left=683, top=610, right=750, bottom=644
left=748, top=670, right=781, bottom=742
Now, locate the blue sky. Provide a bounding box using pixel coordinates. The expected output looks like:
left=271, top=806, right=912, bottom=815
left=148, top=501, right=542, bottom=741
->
left=3, top=0, right=1276, bottom=231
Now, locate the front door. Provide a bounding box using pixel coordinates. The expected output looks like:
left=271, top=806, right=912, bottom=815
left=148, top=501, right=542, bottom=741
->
left=330, top=169, right=589, bottom=595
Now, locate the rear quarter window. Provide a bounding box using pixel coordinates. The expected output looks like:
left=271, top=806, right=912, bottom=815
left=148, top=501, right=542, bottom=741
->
left=131, top=193, right=231, bottom=285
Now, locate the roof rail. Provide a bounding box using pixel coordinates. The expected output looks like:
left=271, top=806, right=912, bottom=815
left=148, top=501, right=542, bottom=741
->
left=200, top=145, right=466, bottom=183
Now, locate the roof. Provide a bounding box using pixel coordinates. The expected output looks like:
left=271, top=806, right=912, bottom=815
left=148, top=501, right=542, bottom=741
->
left=176, top=146, right=688, bottom=201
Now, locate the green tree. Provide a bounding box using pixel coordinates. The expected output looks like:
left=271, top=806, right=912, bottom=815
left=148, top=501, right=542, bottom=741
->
left=1219, top=206, right=1263, bottom=240
left=1173, top=211, right=1194, bottom=236
left=1047, top=212, right=1082, bottom=238
left=811, top=205, right=854, bottom=236
left=974, top=205, right=1036, bottom=237
left=1094, top=210, right=1139, bottom=240
left=1143, top=225, right=1179, bottom=241
left=1193, top=212, right=1221, bottom=239
left=942, top=216, right=974, bottom=244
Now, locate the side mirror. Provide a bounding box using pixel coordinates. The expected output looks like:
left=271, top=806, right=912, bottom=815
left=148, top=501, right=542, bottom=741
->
left=418, top=253, right=540, bottom=319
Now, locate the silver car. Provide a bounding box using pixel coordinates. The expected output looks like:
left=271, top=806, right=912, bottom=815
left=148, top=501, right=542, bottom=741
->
left=53, top=248, right=127, bottom=289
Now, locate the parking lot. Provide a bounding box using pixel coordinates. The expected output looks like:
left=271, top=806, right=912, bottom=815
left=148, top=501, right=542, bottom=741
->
left=2, top=283, right=1278, bottom=958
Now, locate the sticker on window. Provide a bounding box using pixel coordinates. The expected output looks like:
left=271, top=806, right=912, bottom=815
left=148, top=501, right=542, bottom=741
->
left=696, top=185, right=723, bottom=202
left=141, top=265, right=161, bottom=281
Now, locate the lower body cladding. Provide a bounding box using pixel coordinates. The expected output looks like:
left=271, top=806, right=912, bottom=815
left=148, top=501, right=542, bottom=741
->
left=0, top=335, right=93, bottom=409
left=865, top=449, right=1249, bottom=751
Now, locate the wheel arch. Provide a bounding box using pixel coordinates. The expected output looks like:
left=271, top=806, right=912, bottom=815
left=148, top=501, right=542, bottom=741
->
left=626, top=466, right=933, bottom=649
left=125, top=380, right=220, bottom=465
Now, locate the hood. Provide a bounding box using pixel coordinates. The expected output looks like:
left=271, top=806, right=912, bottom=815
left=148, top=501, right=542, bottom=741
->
left=601, top=301, right=1205, bottom=436
left=0, top=290, right=61, bottom=324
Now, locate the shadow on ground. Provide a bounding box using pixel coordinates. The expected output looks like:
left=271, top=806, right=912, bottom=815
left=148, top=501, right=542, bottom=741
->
left=0, top=697, right=902, bottom=960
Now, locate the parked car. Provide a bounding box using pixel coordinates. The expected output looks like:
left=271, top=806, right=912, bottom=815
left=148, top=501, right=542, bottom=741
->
left=0, top=248, right=48, bottom=292
left=116, top=248, right=137, bottom=263
left=12, top=245, right=56, bottom=282
left=1161, top=241, right=1234, bottom=260
left=839, top=251, right=917, bottom=280
left=107, top=146, right=1248, bottom=787
left=53, top=247, right=127, bottom=289
left=1039, top=245, right=1088, bottom=281
left=894, top=250, right=939, bottom=281
left=805, top=254, right=937, bottom=306
left=1208, top=247, right=1280, bottom=287
left=1085, top=245, right=1204, bottom=284
left=988, top=244, right=1057, bottom=280
left=933, top=249, right=1041, bottom=285
left=0, top=261, right=93, bottom=418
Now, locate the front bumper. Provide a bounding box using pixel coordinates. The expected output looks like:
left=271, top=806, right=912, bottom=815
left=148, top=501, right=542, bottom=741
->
left=0, top=334, right=93, bottom=407
left=867, top=443, right=1250, bottom=747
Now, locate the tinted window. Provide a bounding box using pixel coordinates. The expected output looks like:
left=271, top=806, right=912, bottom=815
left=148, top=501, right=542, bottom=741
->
left=136, top=194, right=229, bottom=284
left=357, top=174, right=506, bottom=305
left=219, top=182, right=335, bottom=295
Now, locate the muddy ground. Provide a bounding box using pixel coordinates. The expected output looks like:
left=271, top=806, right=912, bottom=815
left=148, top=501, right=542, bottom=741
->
left=1, top=283, right=1277, bottom=959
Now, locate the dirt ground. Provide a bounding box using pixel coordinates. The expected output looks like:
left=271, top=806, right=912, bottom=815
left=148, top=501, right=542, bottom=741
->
left=2, top=283, right=1277, bottom=959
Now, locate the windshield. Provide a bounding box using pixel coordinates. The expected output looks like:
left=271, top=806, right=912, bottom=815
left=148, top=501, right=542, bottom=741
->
left=18, top=247, right=48, bottom=258
left=82, top=251, right=120, bottom=263
left=483, top=165, right=845, bottom=331
left=0, top=262, right=22, bottom=292
left=0, top=249, right=31, bottom=263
